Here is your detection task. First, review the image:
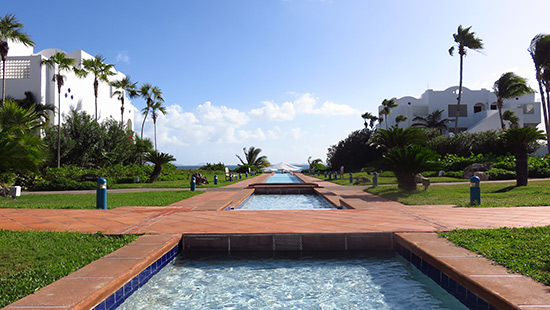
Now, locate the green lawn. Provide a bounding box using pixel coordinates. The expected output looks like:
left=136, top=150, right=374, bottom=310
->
left=0, top=190, right=203, bottom=209
left=305, top=171, right=465, bottom=186
left=108, top=172, right=259, bottom=189
left=365, top=180, right=550, bottom=207
left=440, top=226, right=550, bottom=286
left=0, top=230, right=138, bottom=307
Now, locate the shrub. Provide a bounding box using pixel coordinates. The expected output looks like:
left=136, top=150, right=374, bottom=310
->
left=442, top=171, right=464, bottom=178
left=235, top=165, right=261, bottom=173
left=200, top=162, right=225, bottom=171
left=486, top=168, right=516, bottom=180
left=31, top=178, right=96, bottom=191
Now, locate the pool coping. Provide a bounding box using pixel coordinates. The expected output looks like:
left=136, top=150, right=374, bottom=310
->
left=6, top=232, right=550, bottom=310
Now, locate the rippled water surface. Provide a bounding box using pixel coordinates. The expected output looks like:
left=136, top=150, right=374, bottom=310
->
left=264, top=174, right=303, bottom=183
left=118, top=253, right=467, bottom=310
left=238, top=194, right=335, bottom=210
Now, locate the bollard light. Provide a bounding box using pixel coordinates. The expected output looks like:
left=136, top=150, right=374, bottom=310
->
left=470, top=176, right=481, bottom=206
left=349, top=173, right=353, bottom=184
left=214, top=174, right=218, bottom=185
left=96, top=178, right=107, bottom=209
left=191, top=176, right=196, bottom=192
left=373, top=172, right=378, bottom=188
left=239, top=173, right=242, bottom=179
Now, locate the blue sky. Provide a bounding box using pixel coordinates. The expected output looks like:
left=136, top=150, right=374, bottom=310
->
left=4, top=0, right=550, bottom=165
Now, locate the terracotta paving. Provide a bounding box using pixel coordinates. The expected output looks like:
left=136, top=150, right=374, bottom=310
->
left=3, top=173, right=550, bottom=235
left=5, top=173, right=550, bottom=309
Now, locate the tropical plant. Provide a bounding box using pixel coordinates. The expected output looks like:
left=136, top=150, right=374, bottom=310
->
left=150, top=100, right=167, bottom=150
left=502, top=110, right=519, bottom=129
left=40, top=52, right=76, bottom=168
left=138, top=83, right=163, bottom=140
left=501, top=127, right=545, bottom=186
left=110, top=76, right=138, bottom=125
left=144, top=150, right=176, bottom=183
left=0, top=100, right=46, bottom=183
left=307, top=156, right=323, bottom=170
left=236, top=146, right=269, bottom=168
left=412, top=109, right=450, bottom=133
left=379, top=98, right=398, bottom=130
left=493, top=72, right=534, bottom=129
left=326, top=128, right=381, bottom=172
left=449, top=25, right=483, bottom=133
left=376, top=145, right=441, bottom=191
left=361, top=111, right=379, bottom=129
left=394, top=115, right=408, bottom=128
left=73, top=55, right=115, bottom=121
left=529, top=34, right=550, bottom=151
left=0, top=14, right=34, bottom=103
left=369, top=127, right=426, bottom=150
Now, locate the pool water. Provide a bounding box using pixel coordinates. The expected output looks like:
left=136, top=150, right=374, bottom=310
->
left=237, top=194, right=336, bottom=210
left=117, top=253, right=468, bottom=310
left=264, top=173, right=303, bottom=183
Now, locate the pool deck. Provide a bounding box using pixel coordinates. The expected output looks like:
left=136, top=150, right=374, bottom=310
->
left=4, top=173, right=550, bottom=309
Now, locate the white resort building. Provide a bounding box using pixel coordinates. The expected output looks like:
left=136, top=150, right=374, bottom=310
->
left=378, top=86, right=541, bottom=133
left=1, top=41, right=136, bottom=130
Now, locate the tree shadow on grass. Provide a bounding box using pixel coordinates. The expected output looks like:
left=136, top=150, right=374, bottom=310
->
left=492, top=186, right=518, bottom=193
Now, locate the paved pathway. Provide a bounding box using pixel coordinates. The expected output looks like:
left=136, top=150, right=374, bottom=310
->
left=2, top=173, right=550, bottom=235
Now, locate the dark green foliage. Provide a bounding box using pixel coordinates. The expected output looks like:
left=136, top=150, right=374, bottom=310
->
left=486, top=168, right=516, bottom=180
left=376, top=145, right=441, bottom=191
left=31, top=178, right=96, bottom=191
left=236, top=146, right=269, bottom=168
left=441, top=226, right=550, bottom=286
left=43, top=110, right=147, bottom=168
left=429, top=131, right=515, bottom=157
left=235, top=164, right=261, bottom=173
left=144, top=150, right=176, bottom=183
left=369, top=127, right=427, bottom=150
left=200, top=162, right=225, bottom=171
left=0, top=230, right=137, bottom=307
left=326, top=128, right=382, bottom=171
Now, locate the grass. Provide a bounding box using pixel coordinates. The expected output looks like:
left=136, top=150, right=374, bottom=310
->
left=440, top=226, right=550, bottom=286
left=109, top=172, right=258, bottom=189
left=0, top=230, right=138, bottom=307
left=365, top=180, right=550, bottom=207
left=305, top=171, right=465, bottom=186
left=0, top=190, right=204, bottom=209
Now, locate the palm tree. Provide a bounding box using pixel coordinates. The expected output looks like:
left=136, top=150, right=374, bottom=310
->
left=0, top=14, right=34, bottom=103
left=502, top=127, right=545, bottom=186
left=412, top=109, right=451, bottom=133
left=394, top=115, right=408, bottom=128
left=502, top=110, right=519, bottom=128
left=74, top=55, right=115, bottom=121
left=449, top=25, right=483, bottom=133
left=369, top=127, right=426, bottom=150
left=529, top=34, right=550, bottom=151
left=361, top=111, right=379, bottom=129
left=40, top=52, right=76, bottom=168
left=307, top=156, right=322, bottom=169
left=493, top=72, right=534, bottom=129
left=379, top=98, right=397, bottom=130
left=110, top=76, right=138, bottom=125
left=0, top=100, right=46, bottom=180
left=150, top=100, right=167, bottom=150
left=376, top=145, right=441, bottom=191
left=138, top=83, right=163, bottom=140
left=144, top=150, right=175, bottom=183
left=236, top=146, right=269, bottom=168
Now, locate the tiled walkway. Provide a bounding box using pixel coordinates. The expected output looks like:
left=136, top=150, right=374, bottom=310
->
left=5, top=173, right=550, bottom=309
left=2, top=173, right=550, bottom=235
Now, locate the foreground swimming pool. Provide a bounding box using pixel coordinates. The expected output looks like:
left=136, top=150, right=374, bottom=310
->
left=236, top=194, right=336, bottom=210
left=264, top=173, right=303, bottom=183
left=117, top=253, right=468, bottom=309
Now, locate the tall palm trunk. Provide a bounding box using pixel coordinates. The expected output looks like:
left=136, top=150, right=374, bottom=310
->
left=455, top=49, right=464, bottom=133
left=497, top=99, right=505, bottom=129
left=536, top=73, right=550, bottom=152
left=515, top=145, right=529, bottom=186
left=120, top=97, right=125, bottom=125
left=1, top=58, right=5, bottom=103
left=153, top=119, right=157, bottom=150
left=93, top=78, right=98, bottom=121
left=56, top=76, right=62, bottom=168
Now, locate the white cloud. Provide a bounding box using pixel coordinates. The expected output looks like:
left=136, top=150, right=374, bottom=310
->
left=238, top=128, right=267, bottom=141
left=116, top=51, right=130, bottom=63
left=291, top=127, right=305, bottom=139
left=248, top=92, right=358, bottom=120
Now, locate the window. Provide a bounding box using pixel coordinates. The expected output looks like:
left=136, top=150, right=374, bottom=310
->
left=523, top=104, right=535, bottom=114
left=0, top=59, right=30, bottom=79
left=473, top=103, right=484, bottom=113
left=490, top=102, right=497, bottom=110
left=448, top=104, right=467, bottom=117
